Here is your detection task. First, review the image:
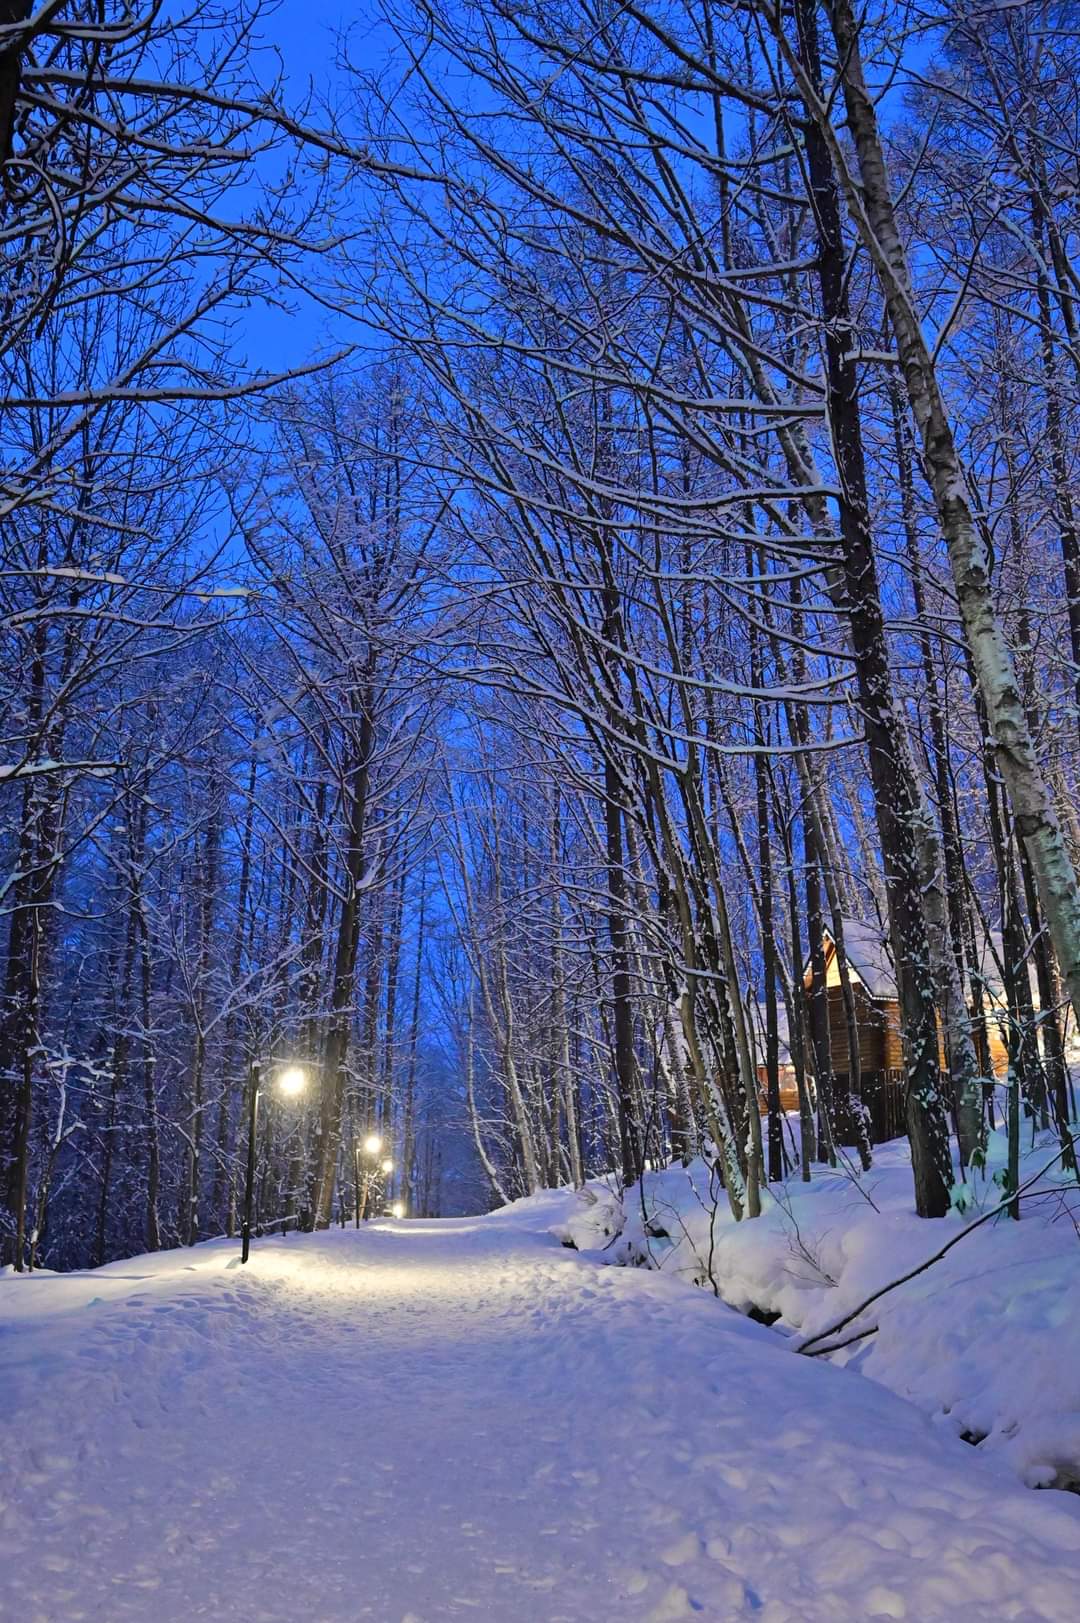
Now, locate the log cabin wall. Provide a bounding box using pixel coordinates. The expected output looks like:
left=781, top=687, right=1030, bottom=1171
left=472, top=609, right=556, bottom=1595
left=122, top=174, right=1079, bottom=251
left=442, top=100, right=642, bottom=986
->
left=824, top=983, right=886, bottom=1075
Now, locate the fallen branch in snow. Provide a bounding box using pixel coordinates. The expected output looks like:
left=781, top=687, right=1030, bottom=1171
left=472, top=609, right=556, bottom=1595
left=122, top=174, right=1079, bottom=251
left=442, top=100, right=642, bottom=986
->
left=802, top=1322, right=879, bottom=1358
left=795, top=1131, right=1080, bottom=1356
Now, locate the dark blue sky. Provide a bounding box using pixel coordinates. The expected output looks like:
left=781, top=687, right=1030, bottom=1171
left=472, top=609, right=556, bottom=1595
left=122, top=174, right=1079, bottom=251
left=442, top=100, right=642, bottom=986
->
left=237, top=0, right=388, bottom=373
left=236, top=2, right=936, bottom=383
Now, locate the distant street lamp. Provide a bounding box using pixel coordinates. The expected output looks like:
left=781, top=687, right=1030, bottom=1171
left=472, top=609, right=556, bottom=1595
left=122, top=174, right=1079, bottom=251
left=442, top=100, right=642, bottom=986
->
left=390, top=1200, right=406, bottom=1219
left=241, top=1060, right=309, bottom=1264
left=354, top=1130, right=393, bottom=1224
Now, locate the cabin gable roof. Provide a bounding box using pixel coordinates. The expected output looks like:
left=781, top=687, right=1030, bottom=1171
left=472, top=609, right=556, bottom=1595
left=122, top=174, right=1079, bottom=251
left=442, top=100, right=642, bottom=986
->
left=803, top=918, right=897, bottom=1001
left=803, top=916, right=1033, bottom=1011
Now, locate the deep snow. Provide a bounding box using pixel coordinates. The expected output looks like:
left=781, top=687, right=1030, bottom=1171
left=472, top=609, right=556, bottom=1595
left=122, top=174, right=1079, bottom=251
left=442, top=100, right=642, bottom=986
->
left=3, top=1200, right=1080, bottom=1621
left=557, top=1129, right=1080, bottom=1491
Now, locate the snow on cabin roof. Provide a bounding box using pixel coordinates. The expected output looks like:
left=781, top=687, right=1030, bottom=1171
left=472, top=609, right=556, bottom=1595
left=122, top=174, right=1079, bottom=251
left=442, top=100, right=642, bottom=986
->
left=824, top=918, right=897, bottom=1000
left=820, top=918, right=1040, bottom=1012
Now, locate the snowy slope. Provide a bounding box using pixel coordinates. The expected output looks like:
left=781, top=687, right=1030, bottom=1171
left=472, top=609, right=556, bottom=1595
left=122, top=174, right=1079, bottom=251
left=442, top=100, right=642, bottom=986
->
left=3, top=1201, right=1080, bottom=1621
left=562, top=1130, right=1080, bottom=1492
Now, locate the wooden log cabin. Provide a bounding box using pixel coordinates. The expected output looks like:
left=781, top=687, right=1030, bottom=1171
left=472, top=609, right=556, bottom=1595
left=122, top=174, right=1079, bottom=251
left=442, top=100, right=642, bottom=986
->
left=754, top=917, right=1066, bottom=1146
left=809, top=920, right=912, bottom=1143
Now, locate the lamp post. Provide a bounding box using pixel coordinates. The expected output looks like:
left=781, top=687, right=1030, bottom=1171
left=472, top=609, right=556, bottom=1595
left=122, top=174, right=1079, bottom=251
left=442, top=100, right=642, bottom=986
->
left=241, top=1060, right=309, bottom=1263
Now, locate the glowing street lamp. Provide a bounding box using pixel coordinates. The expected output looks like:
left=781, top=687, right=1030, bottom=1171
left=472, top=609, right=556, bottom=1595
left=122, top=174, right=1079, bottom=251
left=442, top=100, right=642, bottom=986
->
left=353, top=1132, right=395, bottom=1224
left=390, top=1201, right=405, bottom=1219
left=241, top=1059, right=309, bottom=1264
left=276, top=1065, right=307, bottom=1099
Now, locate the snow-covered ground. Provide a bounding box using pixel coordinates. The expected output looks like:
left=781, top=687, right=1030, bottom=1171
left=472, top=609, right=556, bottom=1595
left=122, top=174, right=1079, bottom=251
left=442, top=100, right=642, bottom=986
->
left=556, top=1128, right=1080, bottom=1491
left=3, top=1197, right=1080, bottom=1620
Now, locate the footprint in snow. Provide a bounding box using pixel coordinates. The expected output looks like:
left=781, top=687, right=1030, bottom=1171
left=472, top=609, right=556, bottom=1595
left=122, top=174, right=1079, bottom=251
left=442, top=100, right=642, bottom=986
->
left=660, top=1531, right=703, bottom=1567
left=646, top=1582, right=707, bottom=1619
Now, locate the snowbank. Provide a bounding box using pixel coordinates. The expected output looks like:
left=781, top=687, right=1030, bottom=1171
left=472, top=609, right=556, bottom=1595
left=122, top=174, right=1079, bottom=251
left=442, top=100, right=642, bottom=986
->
left=547, top=1129, right=1080, bottom=1490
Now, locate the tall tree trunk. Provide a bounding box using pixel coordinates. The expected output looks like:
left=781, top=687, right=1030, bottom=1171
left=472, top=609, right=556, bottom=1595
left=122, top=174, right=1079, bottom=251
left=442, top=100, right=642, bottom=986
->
left=550, top=794, right=585, bottom=1187
left=1030, top=195, right=1080, bottom=750
left=379, top=856, right=407, bottom=1145
left=785, top=0, right=1080, bottom=1070
left=750, top=554, right=783, bottom=1182
left=183, top=798, right=222, bottom=1246
left=792, top=0, right=951, bottom=1212
left=892, top=382, right=984, bottom=1163
left=804, top=816, right=837, bottom=1169
left=314, top=690, right=376, bottom=1228
left=213, top=753, right=258, bottom=1229
left=603, top=755, right=642, bottom=1187
left=401, top=875, right=426, bottom=1209
left=774, top=773, right=816, bottom=1177
left=1018, top=844, right=1076, bottom=1169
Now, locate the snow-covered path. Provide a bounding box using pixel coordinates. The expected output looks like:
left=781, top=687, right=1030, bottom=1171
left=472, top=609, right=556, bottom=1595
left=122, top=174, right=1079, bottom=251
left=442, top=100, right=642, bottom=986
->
left=3, top=1199, right=1080, bottom=1622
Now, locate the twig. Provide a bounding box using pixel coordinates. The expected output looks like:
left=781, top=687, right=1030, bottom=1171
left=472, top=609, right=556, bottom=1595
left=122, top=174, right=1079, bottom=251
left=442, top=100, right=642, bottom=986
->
left=803, top=1322, right=879, bottom=1357
left=796, top=1128, right=1080, bottom=1355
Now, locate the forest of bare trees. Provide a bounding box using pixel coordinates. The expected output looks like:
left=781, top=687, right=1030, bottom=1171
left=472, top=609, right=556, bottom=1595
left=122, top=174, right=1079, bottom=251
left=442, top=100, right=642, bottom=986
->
left=4, top=0, right=1080, bottom=1273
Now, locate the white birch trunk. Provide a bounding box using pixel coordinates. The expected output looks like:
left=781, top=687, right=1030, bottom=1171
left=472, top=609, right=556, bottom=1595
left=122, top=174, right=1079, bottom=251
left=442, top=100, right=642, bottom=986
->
left=767, top=0, right=1080, bottom=1055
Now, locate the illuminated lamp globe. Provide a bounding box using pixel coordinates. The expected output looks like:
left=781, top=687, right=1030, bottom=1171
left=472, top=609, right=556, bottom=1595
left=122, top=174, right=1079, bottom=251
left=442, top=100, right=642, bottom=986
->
left=380, top=1157, right=394, bottom=1175
left=277, top=1065, right=308, bottom=1098
left=363, top=1132, right=383, bottom=1156
left=390, top=1201, right=406, bottom=1219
